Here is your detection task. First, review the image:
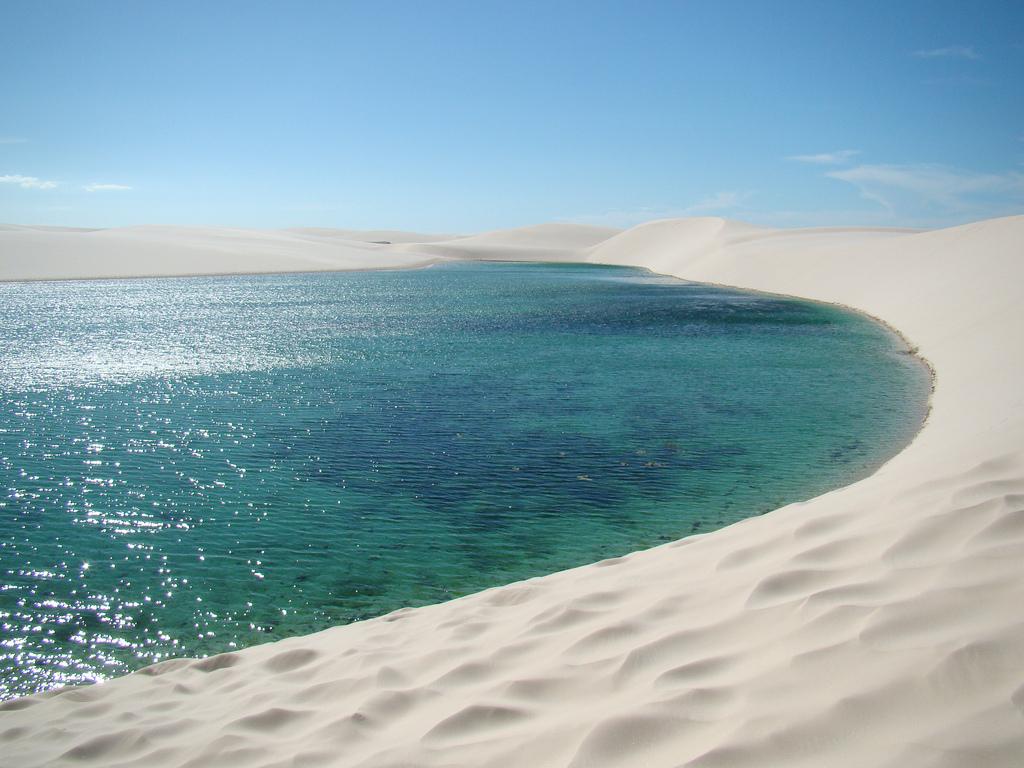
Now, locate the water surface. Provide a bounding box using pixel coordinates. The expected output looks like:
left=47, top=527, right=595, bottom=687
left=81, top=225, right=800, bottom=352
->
left=0, top=262, right=930, bottom=698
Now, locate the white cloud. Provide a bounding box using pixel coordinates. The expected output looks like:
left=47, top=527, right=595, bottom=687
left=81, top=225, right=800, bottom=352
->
left=83, top=183, right=132, bottom=192
left=680, top=190, right=749, bottom=215
left=0, top=137, right=28, bottom=145
left=913, top=45, right=980, bottom=60
left=0, top=173, right=58, bottom=190
left=568, top=192, right=750, bottom=228
left=827, top=163, right=1024, bottom=216
left=787, top=149, right=860, bottom=165
left=743, top=207, right=908, bottom=229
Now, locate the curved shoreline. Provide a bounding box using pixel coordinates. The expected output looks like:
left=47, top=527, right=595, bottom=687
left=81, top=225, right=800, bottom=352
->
left=0, top=262, right=927, bottom=700
left=2, top=215, right=1022, bottom=767
left=625, top=282, right=932, bottom=486
left=627, top=261, right=938, bottom=442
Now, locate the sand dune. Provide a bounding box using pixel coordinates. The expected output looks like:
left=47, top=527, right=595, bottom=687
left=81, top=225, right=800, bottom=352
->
left=0, top=221, right=621, bottom=281
left=0, top=224, right=447, bottom=281
left=283, top=227, right=461, bottom=244
left=387, top=222, right=622, bottom=262
left=2, top=215, right=1023, bottom=767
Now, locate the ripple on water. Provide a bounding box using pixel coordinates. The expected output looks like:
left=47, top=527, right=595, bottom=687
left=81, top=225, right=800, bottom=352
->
left=0, top=263, right=930, bottom=698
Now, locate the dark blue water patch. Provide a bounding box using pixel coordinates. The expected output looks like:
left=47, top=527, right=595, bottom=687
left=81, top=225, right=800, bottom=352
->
left=0, top=262, right=930, bottom=699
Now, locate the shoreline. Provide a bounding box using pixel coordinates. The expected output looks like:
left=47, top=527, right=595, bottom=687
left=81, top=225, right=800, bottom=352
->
left=1, top=215, right=1022, bottom=767
left=0, top=259, right=928, bottom=701
left=642, top=266, right=939, bottom=494
left=0, top=256, right=450, bottom=284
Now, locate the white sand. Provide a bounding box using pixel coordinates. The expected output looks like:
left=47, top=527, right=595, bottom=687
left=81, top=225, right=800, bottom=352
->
left=1, top=216, right=1023, bottom=767
left=0, top=222, right=618, bottom=281
left=0, top=224, right=446, bottom=281
left=388, top=222, right=622, bottom=262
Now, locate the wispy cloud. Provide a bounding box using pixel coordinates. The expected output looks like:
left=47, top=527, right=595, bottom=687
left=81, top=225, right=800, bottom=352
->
left=743, top=207, right=912, bottom=229
left=569, top=191, right=751, bottom=228
left=681, top=190, right=749, bottom=215
left=83, top=183, right=132, bottom=192
left=0, top=173, right=58, bottom=190
left=913, top=45, right=980, bottom=60
left=787, top=149, right=860, bottom=165
left=827, top=163, right=1024, bottom=216
left=0, top=137, right=28, bottom=145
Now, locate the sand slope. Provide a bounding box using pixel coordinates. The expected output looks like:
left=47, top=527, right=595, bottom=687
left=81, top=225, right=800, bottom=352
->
left=2, top=216, right=1023, bottom=767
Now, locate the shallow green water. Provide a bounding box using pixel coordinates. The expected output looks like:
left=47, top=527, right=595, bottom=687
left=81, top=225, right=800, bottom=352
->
left=0, top=262, right=929, bottom=698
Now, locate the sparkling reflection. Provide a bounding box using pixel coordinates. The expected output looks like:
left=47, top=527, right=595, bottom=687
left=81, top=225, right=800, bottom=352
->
left=0, top=264, right=930, bottom=699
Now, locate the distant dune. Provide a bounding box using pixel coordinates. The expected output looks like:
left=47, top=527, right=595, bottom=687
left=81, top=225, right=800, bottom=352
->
left=283, top=227, right=461, bottom=244
left=0, top=224, right=449, bottom=281
left=2, top=215, right=1023, bottom=767
left=387, top=222, right=622, bottom=261
left=0, top=221, right=624, bottom=281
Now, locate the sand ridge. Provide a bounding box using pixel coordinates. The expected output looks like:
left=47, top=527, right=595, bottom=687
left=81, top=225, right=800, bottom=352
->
left=1, top=216, right=1023, bottom=767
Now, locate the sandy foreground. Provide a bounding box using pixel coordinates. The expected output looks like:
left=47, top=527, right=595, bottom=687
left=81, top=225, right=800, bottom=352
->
left=1, top=216, right=1022, bottom=767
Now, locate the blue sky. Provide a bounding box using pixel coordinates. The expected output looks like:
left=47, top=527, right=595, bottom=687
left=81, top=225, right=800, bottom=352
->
left=1, top=0, right=1022, bottom=231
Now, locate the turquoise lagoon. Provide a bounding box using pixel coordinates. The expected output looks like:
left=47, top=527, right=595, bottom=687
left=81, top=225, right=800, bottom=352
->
left=0, top=263, right=930, bottom=698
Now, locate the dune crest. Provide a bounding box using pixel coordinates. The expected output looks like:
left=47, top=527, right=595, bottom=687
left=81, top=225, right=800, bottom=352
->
left=1, top=216, right=1023, bottom=767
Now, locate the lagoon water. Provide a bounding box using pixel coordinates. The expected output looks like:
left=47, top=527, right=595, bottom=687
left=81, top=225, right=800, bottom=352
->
left=0, top=263, right=930, bottom=698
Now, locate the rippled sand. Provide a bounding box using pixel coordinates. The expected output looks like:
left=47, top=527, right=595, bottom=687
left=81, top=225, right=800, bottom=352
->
left=1, top=215, right=1022, bottom=767
left=0, top=264, right=927, bottom=697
